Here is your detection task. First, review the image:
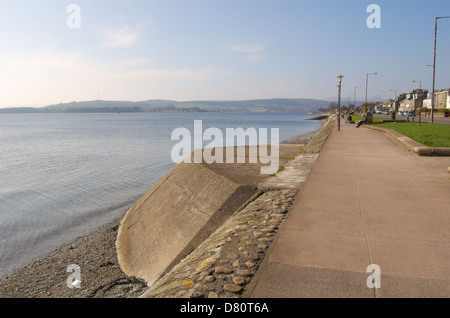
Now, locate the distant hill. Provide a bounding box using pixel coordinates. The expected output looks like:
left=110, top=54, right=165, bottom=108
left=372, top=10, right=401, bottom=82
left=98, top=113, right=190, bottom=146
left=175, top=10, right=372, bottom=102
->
left=173, top=98, right=329, bottom=112
left=0, top=98, right=330, bottom=113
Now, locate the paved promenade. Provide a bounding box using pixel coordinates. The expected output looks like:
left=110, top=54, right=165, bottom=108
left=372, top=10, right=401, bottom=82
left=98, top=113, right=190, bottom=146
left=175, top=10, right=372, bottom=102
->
left=247, top=124, right=450, bottom=297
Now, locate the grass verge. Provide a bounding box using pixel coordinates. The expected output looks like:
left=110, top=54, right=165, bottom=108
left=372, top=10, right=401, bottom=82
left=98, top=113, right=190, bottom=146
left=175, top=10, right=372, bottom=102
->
left=375, top=122, right=450, bottom=147
left=350, top=114, right=384, bottom=122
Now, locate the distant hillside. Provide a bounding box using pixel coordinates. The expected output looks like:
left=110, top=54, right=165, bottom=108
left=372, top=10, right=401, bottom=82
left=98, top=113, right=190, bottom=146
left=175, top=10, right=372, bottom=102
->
left=0, top=98, right=330, bottom=113
left=173, top=98, right=329, bottom=112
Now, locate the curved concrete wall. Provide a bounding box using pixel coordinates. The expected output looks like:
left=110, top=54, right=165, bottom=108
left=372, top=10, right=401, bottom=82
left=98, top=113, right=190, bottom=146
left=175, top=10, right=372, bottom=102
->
left=116, top=161, right=256, bottom=286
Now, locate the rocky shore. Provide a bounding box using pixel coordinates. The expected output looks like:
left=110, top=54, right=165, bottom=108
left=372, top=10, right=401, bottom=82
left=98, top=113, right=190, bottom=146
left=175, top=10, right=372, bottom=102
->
left=0, top=115, right=333, bottom=298
left=0, top=189, right=296, bottom=299
left=0, top=214, right=147, bottom=298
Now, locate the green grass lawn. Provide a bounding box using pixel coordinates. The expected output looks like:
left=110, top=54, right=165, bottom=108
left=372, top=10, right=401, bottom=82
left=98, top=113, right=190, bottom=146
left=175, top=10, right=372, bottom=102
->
left=375, top=122, right=450, bottom=147
left=350, top=114, right=384, bottom=122
left=344, top=114, right=449, bottom=147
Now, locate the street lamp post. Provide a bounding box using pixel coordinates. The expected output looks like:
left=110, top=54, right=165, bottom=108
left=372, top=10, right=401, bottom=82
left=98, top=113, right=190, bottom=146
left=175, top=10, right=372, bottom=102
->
left=431, top=16, right=450, bottom=124
left=412, top=80, right=422, bottom=90
left=337, top=75, right=344, bottom=131
left=390, top=88, right=397, bottom=113
left=365, top=72, right=377, bottom=112
left=354, top=86, right=361, bottom=113
left=426, top=65, right=433, bottom=117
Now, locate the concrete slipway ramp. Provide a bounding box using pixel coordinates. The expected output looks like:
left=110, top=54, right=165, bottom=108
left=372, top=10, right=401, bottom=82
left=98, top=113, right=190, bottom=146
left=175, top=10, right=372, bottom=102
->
left=116, top=145, right=307, bottom=287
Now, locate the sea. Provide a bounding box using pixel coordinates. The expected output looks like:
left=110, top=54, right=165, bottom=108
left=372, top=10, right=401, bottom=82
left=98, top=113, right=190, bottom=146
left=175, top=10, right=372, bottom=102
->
left=0, top=111, right=321, bottom=278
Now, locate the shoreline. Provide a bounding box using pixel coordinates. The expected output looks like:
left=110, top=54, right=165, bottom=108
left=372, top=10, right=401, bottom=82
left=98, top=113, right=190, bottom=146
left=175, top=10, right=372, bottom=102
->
left=0, top=211, right=148, bottom=298
left=0, top=116, right=330, bottom=298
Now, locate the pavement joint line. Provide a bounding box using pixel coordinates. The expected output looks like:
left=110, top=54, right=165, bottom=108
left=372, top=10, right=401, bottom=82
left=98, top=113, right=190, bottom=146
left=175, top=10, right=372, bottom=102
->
left=344, top=139, right=379, bottom=297
left=415, top=195, right=449, bottom=235
left=265, top=261, right=371, bottom=275
left=280, top=227, right=367, bottom=238
left=374, top=272, right=450, bottom=282
left=364, top=235, right=449, bottom=244
left=347, top=147, right=372, bottom=257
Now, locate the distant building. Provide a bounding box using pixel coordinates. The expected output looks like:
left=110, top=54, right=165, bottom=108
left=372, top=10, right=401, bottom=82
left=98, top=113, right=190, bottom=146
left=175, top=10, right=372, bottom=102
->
left=398, top=89, right=427, bottom=111
left=411, top=89, right=428, bottom=111
left=423, top=92, right=432, bottom=109
left=421, top=88, right=450, bottom=110
left=380, top=99, right=394, bottom=111
left=398, top=93, right=407, bottom=111
left=435, top=88, right=450, bottom=109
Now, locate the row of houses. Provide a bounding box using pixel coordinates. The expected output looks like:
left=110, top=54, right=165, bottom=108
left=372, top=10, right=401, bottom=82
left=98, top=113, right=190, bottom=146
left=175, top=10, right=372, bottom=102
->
left=379, top=88, right=450, bottom=112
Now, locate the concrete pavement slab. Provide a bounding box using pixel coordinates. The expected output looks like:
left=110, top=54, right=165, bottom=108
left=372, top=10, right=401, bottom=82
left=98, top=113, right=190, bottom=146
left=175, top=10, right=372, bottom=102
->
left=268, top=229, right=371, bottom=273
left=367, top=238, right=450, bottom=281
left=283, top=206, right=365, bottom=236
left=375, top=274, right=450, bottom=298
left=247, top=124, right=450, bottom=298
left=249, top=263, right=375, bottom=298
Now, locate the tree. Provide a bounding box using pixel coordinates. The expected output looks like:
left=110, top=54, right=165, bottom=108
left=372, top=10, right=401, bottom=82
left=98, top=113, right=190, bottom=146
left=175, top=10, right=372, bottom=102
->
left=328, top=102, right=338, bottom=111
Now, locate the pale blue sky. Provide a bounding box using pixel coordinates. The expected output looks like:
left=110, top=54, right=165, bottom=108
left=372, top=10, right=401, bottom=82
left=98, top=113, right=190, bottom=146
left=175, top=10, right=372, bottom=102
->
left=0, top=0, right=449, bottom=107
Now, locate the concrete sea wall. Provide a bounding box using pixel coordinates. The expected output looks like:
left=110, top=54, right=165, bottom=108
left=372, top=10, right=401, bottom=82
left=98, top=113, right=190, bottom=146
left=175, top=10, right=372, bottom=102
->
left=116, top=161, right=256, bottom=286
left=116, top=115, right=335, bottom=294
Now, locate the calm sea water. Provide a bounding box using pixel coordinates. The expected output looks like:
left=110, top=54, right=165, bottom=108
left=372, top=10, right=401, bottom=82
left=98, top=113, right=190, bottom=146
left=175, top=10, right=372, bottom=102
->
left=0, top=112, right=321, bottom=277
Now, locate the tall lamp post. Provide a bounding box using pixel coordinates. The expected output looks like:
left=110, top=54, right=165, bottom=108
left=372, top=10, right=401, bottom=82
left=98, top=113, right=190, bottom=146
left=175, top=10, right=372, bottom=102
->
left=337, top=75, right=344, bottom=131
left=390, top=88, right=397, bottom=113
left=425, top=65, right=433, bottom=117
left=354, top=86, right=361, bottom=113
left=431, top=16, right=450, bottom=124
left=412, top=81, right=422, bottom=122
left=365, top=72, right=377, bottom=112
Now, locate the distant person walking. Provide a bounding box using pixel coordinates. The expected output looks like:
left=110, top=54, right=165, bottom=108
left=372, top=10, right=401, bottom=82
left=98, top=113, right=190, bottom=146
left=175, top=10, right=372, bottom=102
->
left=345, top=114, right=353, bottom=124
left=356, top=113, right=367, bottom=128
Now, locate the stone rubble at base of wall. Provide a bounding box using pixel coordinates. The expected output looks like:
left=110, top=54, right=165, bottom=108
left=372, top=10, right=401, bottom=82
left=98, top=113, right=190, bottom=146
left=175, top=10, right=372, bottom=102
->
left=140, top=188, right=297, bottom=298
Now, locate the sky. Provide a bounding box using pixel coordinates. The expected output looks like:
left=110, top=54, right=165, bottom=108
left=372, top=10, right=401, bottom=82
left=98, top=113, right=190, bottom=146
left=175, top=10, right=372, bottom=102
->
left=0, top=0, right=449, bottom=107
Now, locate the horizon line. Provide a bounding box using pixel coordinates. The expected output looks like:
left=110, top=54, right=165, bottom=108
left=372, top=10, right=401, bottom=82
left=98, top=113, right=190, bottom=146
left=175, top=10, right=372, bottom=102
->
left=0, top=97, right=335, bottom=109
